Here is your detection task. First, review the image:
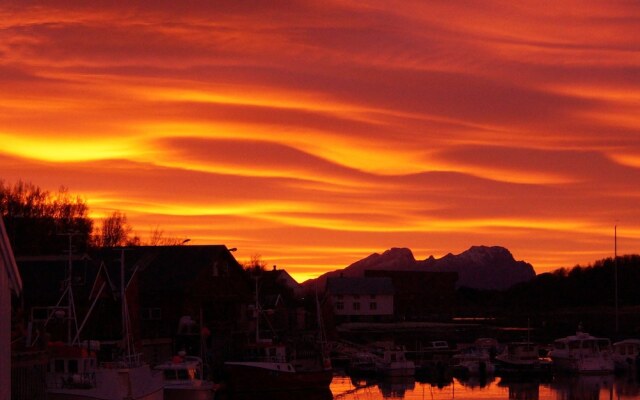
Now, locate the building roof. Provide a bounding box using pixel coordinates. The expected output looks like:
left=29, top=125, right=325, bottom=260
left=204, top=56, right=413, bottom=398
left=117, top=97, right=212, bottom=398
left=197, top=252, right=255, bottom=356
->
left=0, top=216, right=22, bottom=295
left=326, top=277, right=394, bottom=295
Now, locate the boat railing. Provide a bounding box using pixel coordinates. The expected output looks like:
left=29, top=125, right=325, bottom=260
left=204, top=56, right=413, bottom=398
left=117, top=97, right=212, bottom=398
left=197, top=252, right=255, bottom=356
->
left=47, top=372, right=97, bottom=389
left=100, top=352, right=145, bottom=369
left=257, top=354, right=288, bottom=363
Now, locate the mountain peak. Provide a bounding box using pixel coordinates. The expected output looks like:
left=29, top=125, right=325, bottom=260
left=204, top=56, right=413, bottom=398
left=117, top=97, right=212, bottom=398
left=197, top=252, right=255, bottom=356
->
left=303, top=245, right=535, bottom=291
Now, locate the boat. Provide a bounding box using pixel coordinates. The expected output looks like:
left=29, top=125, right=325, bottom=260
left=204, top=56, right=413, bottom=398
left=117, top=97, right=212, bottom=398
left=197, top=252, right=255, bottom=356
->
left=347, top=351, right=378, bottom=376
left=46, top=344, right=163, bottom=400
left=223, top=278, right=332, bottom=392
left=154, top=353, right=216, bottom=400
left=612, top=339, right=640, bottom=371
left=548, top=329, right=614, bottom=374
left=39, top=247, right=163, bottom=400
left=224, top=339, right=333, bottom=392
left=374, top=348, right=415, bottom=377
left=409, top=340, right=455, bottom=376
left=452, top=346, right=496, bottom=376
left=494, top=342, right=552, bottom=375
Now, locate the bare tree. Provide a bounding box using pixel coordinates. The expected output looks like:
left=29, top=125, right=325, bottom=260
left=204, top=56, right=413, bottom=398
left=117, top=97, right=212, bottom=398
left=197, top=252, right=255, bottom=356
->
left=244, top=254, right=268, bottom=275
left=96, top=211, right=133, bottom=247
left=145, top=225, right=185, bottom=246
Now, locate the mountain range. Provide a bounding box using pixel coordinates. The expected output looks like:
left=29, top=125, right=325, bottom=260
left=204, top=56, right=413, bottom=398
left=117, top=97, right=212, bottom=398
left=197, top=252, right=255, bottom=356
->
left=304, top=245, right=536, bottom=291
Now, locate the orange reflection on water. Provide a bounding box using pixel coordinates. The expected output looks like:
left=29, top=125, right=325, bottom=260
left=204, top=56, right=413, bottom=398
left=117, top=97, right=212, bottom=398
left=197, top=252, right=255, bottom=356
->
left=330, top=374, right=640, bottom=400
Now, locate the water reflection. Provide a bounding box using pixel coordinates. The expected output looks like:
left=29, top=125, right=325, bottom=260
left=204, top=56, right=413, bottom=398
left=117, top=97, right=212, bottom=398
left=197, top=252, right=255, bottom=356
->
left=376, top=377, right=415, bottom=398
left=551, top=374, right=613, bottom=400
left=219, top=387, right=333, bottom=400
left=330, top=372, right=640, bottom=400
left=498, top=379, right=540, bottom=400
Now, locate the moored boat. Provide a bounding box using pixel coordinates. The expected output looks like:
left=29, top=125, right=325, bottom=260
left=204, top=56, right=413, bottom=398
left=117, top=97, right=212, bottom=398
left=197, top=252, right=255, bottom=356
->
left=548, top=330, right=614, bottom=374
left=40, top=247, right=164, bottom=400
left=452, top=346, right=495, bottom=376
left=155, top=353, right=216, bottom=400
left=374, top=348, right=415, bottom=377
left=223, top=278, right=332, bottom=392
left=494, top=342, right=552, bottom=376
left=224, top=339, right=333, bottom=392
left=46, top=343, right=163, bottom=400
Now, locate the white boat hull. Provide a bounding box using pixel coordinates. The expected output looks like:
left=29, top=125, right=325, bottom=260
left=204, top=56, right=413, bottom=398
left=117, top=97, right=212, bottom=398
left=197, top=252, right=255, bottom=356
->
left=48, top=366, right=164, bottom=400
left=551, top=356, right=614, bottom=374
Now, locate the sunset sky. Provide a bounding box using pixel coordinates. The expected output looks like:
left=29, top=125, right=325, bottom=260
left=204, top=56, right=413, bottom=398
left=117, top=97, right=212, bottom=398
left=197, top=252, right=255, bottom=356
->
left=2, top=1, right=639, bottom=282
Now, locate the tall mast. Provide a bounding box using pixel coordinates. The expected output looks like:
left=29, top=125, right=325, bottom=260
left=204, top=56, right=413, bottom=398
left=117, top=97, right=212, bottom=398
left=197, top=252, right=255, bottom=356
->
left=67, top=232, right=73, bottom=344
left=615, top=225, right=619, bottom=334
left=255, top=276, right=260, bottom=343
left=60, top=231, right=79, bottom=345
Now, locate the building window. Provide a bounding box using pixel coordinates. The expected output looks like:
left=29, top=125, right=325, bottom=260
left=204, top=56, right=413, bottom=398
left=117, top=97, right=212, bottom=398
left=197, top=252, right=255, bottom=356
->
left=353, top=302, right=360, bottom=311
left=369, top=302, right=377, bottom=310
left=336, top=302, right=344, bottom=310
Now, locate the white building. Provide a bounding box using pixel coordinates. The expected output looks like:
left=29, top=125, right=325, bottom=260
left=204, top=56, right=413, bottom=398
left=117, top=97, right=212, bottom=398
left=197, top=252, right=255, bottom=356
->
left=326, top=277, right=394, bottom=322
left=0, top=217, right=22, bottom=400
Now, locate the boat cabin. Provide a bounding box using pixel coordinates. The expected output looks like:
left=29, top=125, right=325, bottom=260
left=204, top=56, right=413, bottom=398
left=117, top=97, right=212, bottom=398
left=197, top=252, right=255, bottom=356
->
left=156, top=355, right=203, bottom=382
left=613, top=339, right=640, bottom=357
left=46, top=344, right=98, bottom=389
left=553, top=337, right=611, bottom=354
left=242, top=341, right=288, bottom=363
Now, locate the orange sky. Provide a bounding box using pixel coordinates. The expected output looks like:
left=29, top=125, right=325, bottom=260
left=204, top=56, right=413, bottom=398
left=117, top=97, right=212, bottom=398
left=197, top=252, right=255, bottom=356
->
left=2, top=1, right=640, bottom=282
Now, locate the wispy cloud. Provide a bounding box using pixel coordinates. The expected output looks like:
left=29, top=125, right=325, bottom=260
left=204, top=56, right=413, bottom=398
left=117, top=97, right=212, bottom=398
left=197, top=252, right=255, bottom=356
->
left=2, top=1, right=639, bottom=281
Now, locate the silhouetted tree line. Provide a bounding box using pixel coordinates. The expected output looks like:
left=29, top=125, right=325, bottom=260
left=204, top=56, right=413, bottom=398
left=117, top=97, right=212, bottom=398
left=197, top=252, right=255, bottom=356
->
left=457, top=255, right=640, bottom=316
left=0, top=180, right=93, bottom=254
left=0, top=180, right=182, bottom=255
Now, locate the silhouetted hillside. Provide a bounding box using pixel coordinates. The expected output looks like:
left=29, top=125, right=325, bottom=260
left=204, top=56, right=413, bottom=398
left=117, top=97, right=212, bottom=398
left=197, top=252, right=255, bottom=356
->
left=304, top=246, right=535, bottom=291
left=506, top=254, right=640, bottom=311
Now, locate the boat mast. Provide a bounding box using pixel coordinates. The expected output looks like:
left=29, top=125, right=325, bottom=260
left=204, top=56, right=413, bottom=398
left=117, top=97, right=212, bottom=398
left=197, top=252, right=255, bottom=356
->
left=254, top=276, right=260, bottom=343
left=119, top=248, right=135, bottom=360
left=60, top=231, right=79, bottom=345
left=614, top=225, right=619, bottom=334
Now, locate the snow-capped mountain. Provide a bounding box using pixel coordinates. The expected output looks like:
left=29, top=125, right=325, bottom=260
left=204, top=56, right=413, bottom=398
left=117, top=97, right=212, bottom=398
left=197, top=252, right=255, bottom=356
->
left=304, top=245, right=535, bottom=290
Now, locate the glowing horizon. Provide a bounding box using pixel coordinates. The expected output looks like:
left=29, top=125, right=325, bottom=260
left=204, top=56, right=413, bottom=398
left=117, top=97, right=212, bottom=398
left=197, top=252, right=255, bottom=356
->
left=2, top=1, right=639, bottom=283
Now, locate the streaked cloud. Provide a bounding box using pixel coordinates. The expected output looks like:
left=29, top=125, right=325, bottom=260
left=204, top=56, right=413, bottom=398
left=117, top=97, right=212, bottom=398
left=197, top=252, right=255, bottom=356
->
left=1, top=1, right=639, bottom=281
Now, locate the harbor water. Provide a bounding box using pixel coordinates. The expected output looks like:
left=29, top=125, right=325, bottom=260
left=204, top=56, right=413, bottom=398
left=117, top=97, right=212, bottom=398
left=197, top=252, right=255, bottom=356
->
left=329, top=373, right=640, bottom=400
left=220, top=373, right=640, bottom=400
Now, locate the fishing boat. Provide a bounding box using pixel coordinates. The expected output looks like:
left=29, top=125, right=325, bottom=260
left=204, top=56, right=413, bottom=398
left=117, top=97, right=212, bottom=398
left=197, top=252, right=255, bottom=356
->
left=154, top=353, right=216, bottom=400
left=46, top=345, right=163, bottom=400
left=548, top=329, right=614, bottom=374
left=223, top=279, right=332, bottom=392
left=40, top=247, right=163, bottom=400
left=224, top=339, right=333, bottom=392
